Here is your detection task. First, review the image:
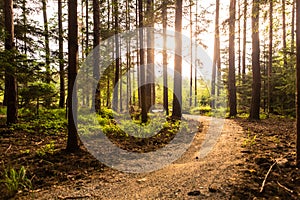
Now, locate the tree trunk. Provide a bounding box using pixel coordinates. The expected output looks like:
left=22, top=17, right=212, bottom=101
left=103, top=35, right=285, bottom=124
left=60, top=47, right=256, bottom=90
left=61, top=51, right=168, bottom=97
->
left=242, top=0, right=247, bottom=84
left=139, top=0, right=147, bottom=122
left=42, top=0, right=51, bottom=84
left=189, top=0, right=193, bottom=108
left=172, top=0, right=182, bottom=119
left=93, top=0, right=101, bottom=113
left=295, top=0, right=300, bottom=167
left=291, top=0, right=295, bottom=56
left=146, top=0, right=155, bottom=111
left=58, top=0, right=65, bottom=108
left=282, top=0, right=287, bottom=68
left=162, top=0, right=169, bottom=115
left=249, top=0, right=261, bottom=120
left=194, top=0, right=198, bottom=106
left=211, top=0, right=220, bottom=109
left=67, top=0, right=80, bottom=152
left=4, top=0, right=18, bottom=125
left=113, top=0, right=120, bottom=112
left=268, top=0, right=273, bottom=114
left=228, top=0, right=237, bottom=117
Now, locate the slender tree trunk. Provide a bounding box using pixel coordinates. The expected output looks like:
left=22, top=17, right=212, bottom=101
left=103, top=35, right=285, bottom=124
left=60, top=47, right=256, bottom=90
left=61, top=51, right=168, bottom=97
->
left=113, top=0, right=120, bottom=112
left=229, top=0, right=237, bottom=117
left=93, top=0, right=101, bottom=112
left=146, top=0, right=155, bottom=112
left=268, top=0, right=273, bottom=114
left=67, top=0, right=80, bottom=152
left=172, top=0, right=182, bottom=119
left=238, top=0, right=241, bottom=81
left=249, top=0, right=261, bottom=120
left=194, top=0, right=198, bottom=106
left=242, top=0, right=247, bottom=84
left=136, top=0, right=141, bottom=107
left=58, top=0, right=65, bottom=108
left=189, top=0, right=193, bottom=108
left=211, top=0, right=220, bottom=109
left=4, top=0, right=17, bottom=125
left=85, top=0, right=90, bottom=106
left=296, top=0, right=300, bottom=167
left=282, top=0, right=287, bottom=68
left=162, top=0, right=168, bottom=115
left=139, top=0, right=147, bottom=122
left=42, top=0, right=51, bottom=84
left=291, top=0, right=295, bottom=56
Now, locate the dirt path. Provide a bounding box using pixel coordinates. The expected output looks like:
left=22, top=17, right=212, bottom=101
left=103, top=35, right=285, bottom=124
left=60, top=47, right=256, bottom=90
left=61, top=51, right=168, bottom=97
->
left=19, top=117, right=246, bottom=200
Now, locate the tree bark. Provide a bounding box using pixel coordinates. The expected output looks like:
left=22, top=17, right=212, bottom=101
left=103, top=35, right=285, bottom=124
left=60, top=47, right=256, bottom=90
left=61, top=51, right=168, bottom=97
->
left=228, top=0, right=237, bottom=117
left=211, top=0, right=220, bottom=109
left=139, top=0, right=147, bottom=122
left=42, top=0, right=51, bottom=84
left=268, top=0, right=273, bottom=114
left=67, top=0, right=80, bottom=152
left=249, top=0, right=261, bottom=120
left=172, top=0, right=182, bottom=119
left=295, top=0, right=300, bottom=167
left=93, top=0, right=101, bottom=113
left=58, top=0, right=65, bottom=108
left=4, top=0, right=18, bottom=125
left=162, top=0, right=169, bottom=115
left=282, top=0, right=287, bottom=68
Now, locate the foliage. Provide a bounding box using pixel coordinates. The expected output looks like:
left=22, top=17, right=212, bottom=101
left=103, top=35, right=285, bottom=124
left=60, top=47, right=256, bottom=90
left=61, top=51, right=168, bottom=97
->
left=36, top=141, right=56, bottom=157
left=242, top=133, right=257, bottom=147
left=0, top=165, right=32, bottom=195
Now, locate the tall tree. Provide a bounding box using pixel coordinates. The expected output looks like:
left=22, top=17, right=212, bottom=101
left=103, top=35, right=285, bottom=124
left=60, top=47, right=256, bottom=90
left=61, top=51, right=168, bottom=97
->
left=242, top=0, right=247, bottom=84
left=172, top=0, right=182, bottom=119
left=211, top=0, right=220, bottom=109
left=42, top=0, right=51, bottom=84
left=139, top=0, right=147, bottom=122
left=146, top=0, right=155, bottom=111
left=162, top=0, right=169, bottom=115
left=268, top=0, right=273, bottom=114
left=112, top=0, right=120, bottom=112
left=58, top=0, right=65, bottom=108
left=189, top=0, right=193, bottom=107
left=249, top=0, right=261, bottom=120
left=67, top=0, right=80, bottom=151
left=296, top=0, right=300, bottom=167
left=4, top=0, right=18, bottom=125
left=228, top=0, right=237, bottom=117
left=93, top=0, right=101, bottom=112
left=282, top=0, right=287, bottom=68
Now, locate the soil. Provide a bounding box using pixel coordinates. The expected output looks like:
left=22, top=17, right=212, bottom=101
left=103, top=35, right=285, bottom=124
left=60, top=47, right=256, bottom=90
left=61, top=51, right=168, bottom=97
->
left=0, top=115, right=299, bottom=199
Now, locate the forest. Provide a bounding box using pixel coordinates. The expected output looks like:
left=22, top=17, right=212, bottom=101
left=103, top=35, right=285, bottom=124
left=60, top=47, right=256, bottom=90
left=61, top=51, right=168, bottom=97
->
left=1, top=0, right=300, bottom=199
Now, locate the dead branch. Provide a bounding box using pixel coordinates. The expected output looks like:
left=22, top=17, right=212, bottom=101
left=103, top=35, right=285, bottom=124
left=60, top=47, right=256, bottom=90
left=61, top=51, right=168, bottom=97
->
left=277, top=181, right=294, bottom=193
left=5, top=144, right=12, bottom=154
left=259, top=161, right=277, bottom=193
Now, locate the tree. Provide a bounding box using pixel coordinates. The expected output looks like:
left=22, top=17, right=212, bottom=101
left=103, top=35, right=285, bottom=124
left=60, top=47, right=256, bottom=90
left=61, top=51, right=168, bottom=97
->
left=296, top=0, right=300, bottom=167
left=58, top=0, right=65, bottom=108
left=282, top=0, right=287, bottom=69
left=4, top=0, right=18, bottom=125
left=42, top=0, right=51, bottom=84
left=162, top=0, right=169, bottom=115
left=146, top=0, right=155, bottom=111
left=93, top=0, right=101, bottom=112
left=172, top=0, right=182, bottom=119
left=228, top=0, right=237, bottom=117
left=211, top=0, right=220, bottom=109
left=139, top=0, right=147, bottom=122
left=267, top=0, right=273, bottom=114
left=112, top=0, right=120, bottom=112
left=249, top=0, right=261, bottom=120
left=242, top=0, right=247, bottom=84
left=67, top=0, right=80, bottom=152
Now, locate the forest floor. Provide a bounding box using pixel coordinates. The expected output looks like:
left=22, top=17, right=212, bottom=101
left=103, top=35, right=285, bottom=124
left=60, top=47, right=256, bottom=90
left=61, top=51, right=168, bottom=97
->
left=0, top=115, right=300, bottom=199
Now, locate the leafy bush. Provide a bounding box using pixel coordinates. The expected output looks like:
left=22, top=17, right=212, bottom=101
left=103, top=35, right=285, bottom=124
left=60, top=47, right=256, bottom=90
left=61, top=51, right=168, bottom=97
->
left=36, top=141, right=56, bottom=157
left=191, top=106, right=212, bottom=115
